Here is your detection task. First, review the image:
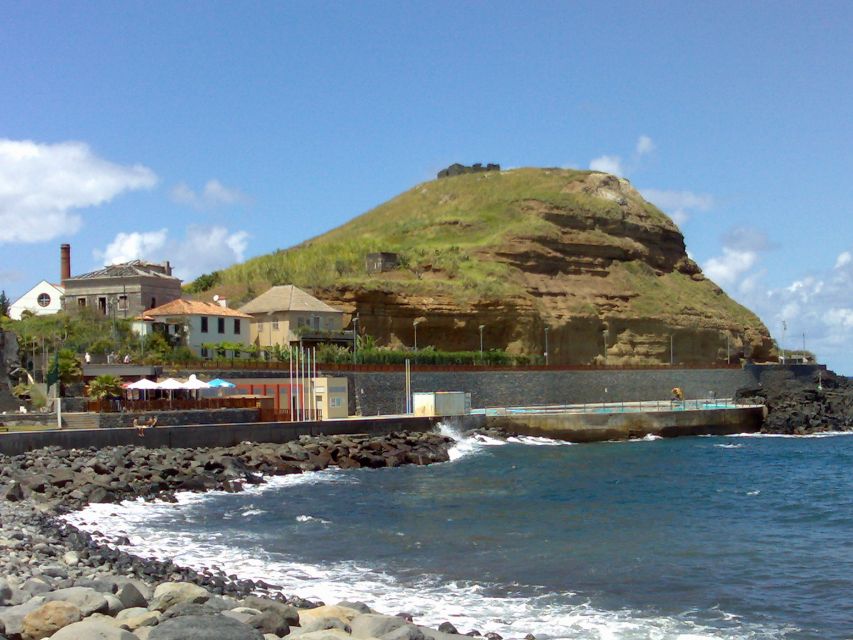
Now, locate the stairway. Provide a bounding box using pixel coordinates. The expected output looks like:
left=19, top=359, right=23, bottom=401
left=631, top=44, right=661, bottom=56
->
left=61, top=412, right=101, bottom=430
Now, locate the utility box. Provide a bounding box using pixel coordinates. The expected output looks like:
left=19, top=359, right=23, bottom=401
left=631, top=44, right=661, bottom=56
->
left=412, top=391, right=470, bottom=417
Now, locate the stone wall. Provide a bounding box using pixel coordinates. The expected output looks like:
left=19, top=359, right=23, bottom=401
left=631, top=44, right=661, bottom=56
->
left=98, top=408, right=259, bottom=429
left=335, top=367, right=759, bottom=416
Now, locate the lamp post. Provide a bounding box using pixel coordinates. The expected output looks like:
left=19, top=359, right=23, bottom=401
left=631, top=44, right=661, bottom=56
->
left=413, top=318, right=423, bottom=351
left=352, top=314, right=359, bottom=364
left=544, top=326, right=550, bottom=366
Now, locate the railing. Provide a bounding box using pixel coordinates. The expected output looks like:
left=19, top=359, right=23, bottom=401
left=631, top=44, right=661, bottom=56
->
left=87, top=397, right=260, bottom=414
left=481, top=397, right=764, bottom=417
left=178, top=361, right=745, bottom=373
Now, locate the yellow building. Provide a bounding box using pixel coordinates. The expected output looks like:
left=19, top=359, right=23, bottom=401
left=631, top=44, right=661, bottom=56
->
left=312, top=376, right=349, bottom=419
left=238, top=285, right=349, bottom=348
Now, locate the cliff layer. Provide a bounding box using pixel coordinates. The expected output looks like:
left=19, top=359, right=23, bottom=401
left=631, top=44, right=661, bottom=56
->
left=201, top=168, right=773, bottom=365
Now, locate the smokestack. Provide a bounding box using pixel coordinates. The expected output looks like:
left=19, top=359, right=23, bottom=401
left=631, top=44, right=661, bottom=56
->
left=60, top=244, right=71, bottom=281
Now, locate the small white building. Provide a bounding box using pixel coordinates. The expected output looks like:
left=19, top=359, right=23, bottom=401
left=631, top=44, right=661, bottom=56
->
left=132, top=298, right=251, bottom=358
left=9, top=281, right=64, bottom=320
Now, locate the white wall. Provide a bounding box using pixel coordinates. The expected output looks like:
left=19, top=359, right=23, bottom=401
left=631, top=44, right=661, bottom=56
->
left=190, top=314, right=250, bottom=357
left=9, top=281, right=64, bottom=320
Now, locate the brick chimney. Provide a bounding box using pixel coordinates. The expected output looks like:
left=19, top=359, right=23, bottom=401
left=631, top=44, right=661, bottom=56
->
left=60, top=244, right=71, bottom=281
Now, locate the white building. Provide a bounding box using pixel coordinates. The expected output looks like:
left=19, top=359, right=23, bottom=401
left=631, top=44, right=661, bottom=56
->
left=132, top=298, right=251, bottom=358
left=9, top=281, right=64, bottom=320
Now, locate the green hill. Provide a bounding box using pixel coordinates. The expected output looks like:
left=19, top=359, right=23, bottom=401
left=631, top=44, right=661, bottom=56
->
left=190, top=167, right=772, bottom=365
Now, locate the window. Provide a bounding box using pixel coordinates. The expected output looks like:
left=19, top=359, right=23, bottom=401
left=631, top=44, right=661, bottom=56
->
left=37, top=293, right=51, bottom=308
left=77, top=297, right=86, bottom=308
left=272, top=319, right=279, bottom=330
left=217, top=317, right=225, bottom=334
left=297, top=317, right=305, bottom=328
left=312, top=316, right=320, bottom=330
left=201, top=317, right=208, bottom=333
left=150, top=297, right=156, bottom=309
left=117, top=295, right=127, bottom=311
left=234, top=319, right=241, bottom=334
left=98, top=297, right=107, bottom=315
left=331, top=397, right=342, bottom=408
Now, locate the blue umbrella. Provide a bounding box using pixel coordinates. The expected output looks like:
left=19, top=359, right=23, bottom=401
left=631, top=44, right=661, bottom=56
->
left=207, top=378, right=236, bottom=388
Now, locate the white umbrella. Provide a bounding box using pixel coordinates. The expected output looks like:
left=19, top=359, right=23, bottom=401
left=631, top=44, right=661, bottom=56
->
left=182, top=374, right=210, bottom=390
left=158, top=378, right=184, bottom=390
left=127, top=378, right=159, bottom=390
left=126, top=377, right=159, bottom=402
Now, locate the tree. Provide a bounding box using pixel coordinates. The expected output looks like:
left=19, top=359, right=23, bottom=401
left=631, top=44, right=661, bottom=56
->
left=0, top=290, right=9, bottom=318
left=86, top=375, right=123, bottom=400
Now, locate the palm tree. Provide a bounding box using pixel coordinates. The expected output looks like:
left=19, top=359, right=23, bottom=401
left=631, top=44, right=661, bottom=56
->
left=86, top=374, right=123, bottom=400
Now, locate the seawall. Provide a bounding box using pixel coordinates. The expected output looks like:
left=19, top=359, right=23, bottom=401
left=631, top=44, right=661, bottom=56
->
left=0, top=415, right=483, bottom=457
left=486, top=405, right=766, bottom=442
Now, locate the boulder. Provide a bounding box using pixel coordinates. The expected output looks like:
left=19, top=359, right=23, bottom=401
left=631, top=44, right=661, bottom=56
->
left=48, top=619, right=138, bottom=640
left=297, top=604, right=361, bottom=628
left=115, top=583, right=147, bottom=610
left=113, top=610, right=160, bottom=630
left=290, top=630, right=355, bottom=640
left=240, top=596, right=299, bottom=625
left=0, top=578, right=12, bottom=606
left=149, top=582, right=210, bottom=612
left=0, top=598, right=47, bottom=637
left=248, top=609, right=292, bottom=636
left=42, top=587, right=109, bottom=616
left=291, top=616, right=351, bottom=635
left=159, top=602, right=221, bottom=620
left=147, top=613, right=265, bottom=639
left=382, top=625, right=429, bottom=640
left=21, top=601, right=81, bottom=640
left=350, top=613, right=406, bottom=638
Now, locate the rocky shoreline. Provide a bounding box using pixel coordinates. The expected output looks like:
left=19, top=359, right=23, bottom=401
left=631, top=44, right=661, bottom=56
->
left=736, top=368, right=852, bottom=435
left=0, top=431, right=506, bottom=640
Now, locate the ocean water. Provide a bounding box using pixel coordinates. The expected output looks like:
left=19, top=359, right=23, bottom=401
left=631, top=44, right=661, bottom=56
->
left=67, top=430, right=853, bottom=640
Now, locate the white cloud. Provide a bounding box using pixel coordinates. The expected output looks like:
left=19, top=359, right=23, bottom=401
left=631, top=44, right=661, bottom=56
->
left=703, top=234, right=853, bottom=373
left=641, top=188, right=714, bottom=226
left=835, top=251, right=851, bottom=270
left=170, top=179, right=250, bottom=210
left=94, top=229, right=169, bottom=265
left=636, top=135, right=655, bottom=155
left=703, top=247, right=759, bottom=288
left=589, top=155, right=623, bottom=175
left=94, top=225, right=250, bottom=282
left=0, top=139, right=157, bottom=244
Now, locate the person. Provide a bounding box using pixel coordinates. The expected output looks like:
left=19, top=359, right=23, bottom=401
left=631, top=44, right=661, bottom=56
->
left=134, top=415, right=158, bottom=437
left=84, top=352, right=91, bottom=364
left=671, top=387, right=684, bottom=402
left=123, top=353, right=131, bottom=364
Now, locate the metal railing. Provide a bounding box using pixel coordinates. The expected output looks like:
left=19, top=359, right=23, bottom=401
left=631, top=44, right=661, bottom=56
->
left=481, top=397, right=764, bottom=417
left=87, top=397, right=260, bottom=414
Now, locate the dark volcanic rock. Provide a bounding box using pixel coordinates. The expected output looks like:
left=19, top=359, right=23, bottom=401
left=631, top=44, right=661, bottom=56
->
left=736, top=368, right=853, bottom=434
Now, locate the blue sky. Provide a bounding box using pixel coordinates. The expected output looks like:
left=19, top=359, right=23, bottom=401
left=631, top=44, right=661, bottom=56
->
left=1, top=2, right=851, bottom=373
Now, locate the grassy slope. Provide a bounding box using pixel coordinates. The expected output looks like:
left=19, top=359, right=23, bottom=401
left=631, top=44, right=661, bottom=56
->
left=196, top=168, right=763, bottom=329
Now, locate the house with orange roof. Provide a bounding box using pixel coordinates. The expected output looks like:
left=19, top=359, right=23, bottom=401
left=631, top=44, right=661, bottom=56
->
left=132, top=297, right=251, bottom=359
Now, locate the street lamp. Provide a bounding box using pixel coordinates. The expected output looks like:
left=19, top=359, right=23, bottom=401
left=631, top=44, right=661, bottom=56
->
left=413, top=318, right=424, bottom=351
left=479, top=324, right=485, bottom=360
left=352, top=314, right=359, bottom=364
left=544, top=326, right=550, bottom=366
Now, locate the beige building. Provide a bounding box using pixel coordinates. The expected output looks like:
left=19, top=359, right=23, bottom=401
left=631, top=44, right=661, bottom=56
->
left=63, top=260, right=182, bottom=319
left=133, top=298, right=251, bottom=358
left=239, top=285, right=349, bottom=348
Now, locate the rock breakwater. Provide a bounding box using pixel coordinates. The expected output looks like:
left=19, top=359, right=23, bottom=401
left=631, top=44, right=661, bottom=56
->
left=736, top=368, right=853, bottom=434
left=0, top=431, right=506, bottom=640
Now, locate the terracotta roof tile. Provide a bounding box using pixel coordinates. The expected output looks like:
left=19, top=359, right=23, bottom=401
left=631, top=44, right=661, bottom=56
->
left=145, top=298, right=251, bottom=319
